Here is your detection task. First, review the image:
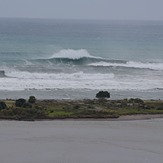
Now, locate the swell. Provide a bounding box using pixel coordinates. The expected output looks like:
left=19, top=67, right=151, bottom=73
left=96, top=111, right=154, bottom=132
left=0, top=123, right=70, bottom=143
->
left=89, top=61, right=163, bottom=71
left=1, top=47, right=163, bottom=71
left=30, top=49, right=126, bottom=66
left=32, top=57, right=126, bottom=65
left=2, top=57, right=163, bottom=72
left=30, top=58, right=163, bottom=71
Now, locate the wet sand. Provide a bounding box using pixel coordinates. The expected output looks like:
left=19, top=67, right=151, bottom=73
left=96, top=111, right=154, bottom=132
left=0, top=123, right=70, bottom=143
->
left=0, top=119, right=163, bottom=163
left=118, top=114, right=163, bottom=121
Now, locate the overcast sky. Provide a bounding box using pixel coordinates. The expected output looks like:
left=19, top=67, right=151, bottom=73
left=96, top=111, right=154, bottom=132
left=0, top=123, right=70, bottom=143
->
left=0, top=0, right=163, bottom=20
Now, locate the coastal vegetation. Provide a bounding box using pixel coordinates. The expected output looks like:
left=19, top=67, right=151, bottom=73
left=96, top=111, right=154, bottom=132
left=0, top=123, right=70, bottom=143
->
left=96, top=91, right=110, bottom=99
left=0, top=95, right=163, bottom=121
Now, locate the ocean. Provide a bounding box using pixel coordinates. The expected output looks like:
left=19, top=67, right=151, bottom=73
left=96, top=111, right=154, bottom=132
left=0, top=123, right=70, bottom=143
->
left=0, top=18, right=163, bottom=99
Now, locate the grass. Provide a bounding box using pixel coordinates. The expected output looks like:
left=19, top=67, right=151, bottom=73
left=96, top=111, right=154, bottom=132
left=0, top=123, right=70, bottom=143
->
left=47, top=110, right=74, bottom=118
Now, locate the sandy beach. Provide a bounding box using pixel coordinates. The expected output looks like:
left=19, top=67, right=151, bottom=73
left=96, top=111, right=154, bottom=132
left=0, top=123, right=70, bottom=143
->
left=0, top=119, right=163, bottom=163
left=118, top=114, right=163, bottom=121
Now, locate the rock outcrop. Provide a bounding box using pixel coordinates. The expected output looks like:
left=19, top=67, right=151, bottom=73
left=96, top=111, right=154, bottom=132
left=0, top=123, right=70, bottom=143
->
left=0, top=70, right=6, bottom=78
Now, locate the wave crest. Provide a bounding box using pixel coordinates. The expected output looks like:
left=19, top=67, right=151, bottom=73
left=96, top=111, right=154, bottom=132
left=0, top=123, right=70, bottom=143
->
left=33, top=49, right=125, bottom=65
left=89, top=61, right=163, bottom=70
left=50, top=49, right=99, bottom=60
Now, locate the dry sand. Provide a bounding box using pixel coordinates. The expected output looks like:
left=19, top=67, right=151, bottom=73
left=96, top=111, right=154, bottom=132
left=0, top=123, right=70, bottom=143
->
left=0, top=119, right=163, bottom=163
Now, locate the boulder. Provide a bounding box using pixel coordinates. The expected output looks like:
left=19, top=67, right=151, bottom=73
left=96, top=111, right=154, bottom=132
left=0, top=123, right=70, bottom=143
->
left=0, top=70, right=6, bottom=78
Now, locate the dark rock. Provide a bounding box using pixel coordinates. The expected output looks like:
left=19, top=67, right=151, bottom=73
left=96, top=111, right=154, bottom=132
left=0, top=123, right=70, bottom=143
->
left=15, top=98, right=26, bottom=107
left=0, top=70, right=6, bottom=78
left=96, top=91, right=110, bottom=99
left=0, top=102, right=7, bottom=110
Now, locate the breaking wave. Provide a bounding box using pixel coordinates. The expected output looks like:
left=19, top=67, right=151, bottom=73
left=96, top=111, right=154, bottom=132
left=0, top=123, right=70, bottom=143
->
left=32, top=49, right=125, bottom=65
left=50, top=49, right=100, bottom=60
left=28, top=49, right=163, bottom=71
left=0, top=69, right=162, bottom=91
left=5, top=49, right=161, bottom=71
left=1, top=49, right=163, bottom=91
left=89, top=61, right=163, bottom=71
left=0, top=68, right=162, bottom=91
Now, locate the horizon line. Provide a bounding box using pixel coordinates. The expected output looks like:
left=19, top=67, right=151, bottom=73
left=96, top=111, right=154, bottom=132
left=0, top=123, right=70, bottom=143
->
left=0, top=16, right=163, bottom=22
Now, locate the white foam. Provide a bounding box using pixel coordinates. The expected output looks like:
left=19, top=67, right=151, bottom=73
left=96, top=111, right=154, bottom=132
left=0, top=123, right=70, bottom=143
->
left=0, top=69, right=163, bottom=91
left=24, top=60, right=33, bottom=66
left=50, top=49, right=100, bottom=60
left=89, top=61, right=163, bottom=70
left=5, top=70, right=115, bottom=80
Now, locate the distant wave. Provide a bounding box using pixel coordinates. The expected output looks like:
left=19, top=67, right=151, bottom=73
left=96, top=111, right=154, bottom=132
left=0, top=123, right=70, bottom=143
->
left=89, top=61, right=163, bottom=71
left=31, top=49, right=163, bottom=71
left=2, top=49, right=163, bottom=72
left=32, top=49, right=125, bottom=65
left=50, top=49, right=101, bottom=60
left=2, top=48, right=163, bottom=73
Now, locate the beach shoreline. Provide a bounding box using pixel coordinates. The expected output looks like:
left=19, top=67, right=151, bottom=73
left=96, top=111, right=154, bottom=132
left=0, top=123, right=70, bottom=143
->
left=0, top=89, right=163, bottom=100
left=1, top=114, right=163, bottom=121
left=118, top=114, right=163, bottom=121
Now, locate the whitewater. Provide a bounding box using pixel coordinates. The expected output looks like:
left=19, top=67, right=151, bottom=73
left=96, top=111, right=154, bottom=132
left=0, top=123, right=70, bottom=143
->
left=0, top=18, right=163, bottom=99
left=1, top=49, right=163, bottom=92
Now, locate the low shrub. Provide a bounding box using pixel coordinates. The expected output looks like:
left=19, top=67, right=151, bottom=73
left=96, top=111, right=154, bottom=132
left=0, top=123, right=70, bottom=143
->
left=128, top=98, right=144, bottom=104
left=15, top=98, right=26, bottom=107
left=96, top=91, right=110, bottom=99
left=0, top=102, right=7, bottom=110
left=12, top=107, right=46, bottom=120
left=28, top=96, right=36, bottom=104
left=22, top=102, right=32, bottom=108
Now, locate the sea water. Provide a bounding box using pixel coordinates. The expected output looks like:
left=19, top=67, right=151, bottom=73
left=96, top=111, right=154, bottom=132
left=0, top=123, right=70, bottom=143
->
left=0, top=18, right=163, bottom=99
